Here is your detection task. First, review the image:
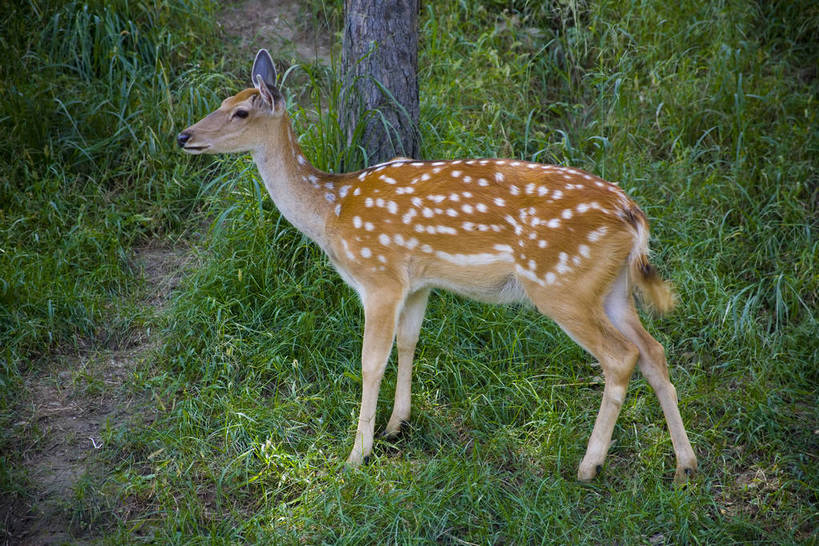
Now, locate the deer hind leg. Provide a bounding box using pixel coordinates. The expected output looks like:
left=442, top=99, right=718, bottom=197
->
left=384, top=288, right=430, bottom=438
left=603, top=268, right=697, bottom=482
left=347, top=286, right=405, bottom=466
left=523, top=280, right=640, bottom=481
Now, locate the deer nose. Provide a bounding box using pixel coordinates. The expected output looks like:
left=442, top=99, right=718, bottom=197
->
left=177, top=132, right=191, bottom=148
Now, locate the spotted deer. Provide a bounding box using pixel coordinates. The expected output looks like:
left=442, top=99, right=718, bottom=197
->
left=178, top=49, right=697, bottom=482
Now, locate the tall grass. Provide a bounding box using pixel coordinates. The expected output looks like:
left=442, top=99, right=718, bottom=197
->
left=2, top=0, right=817, bottom=542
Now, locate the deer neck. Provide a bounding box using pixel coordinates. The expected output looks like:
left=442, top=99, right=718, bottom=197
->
left=252, top=114, right=335, bottom=251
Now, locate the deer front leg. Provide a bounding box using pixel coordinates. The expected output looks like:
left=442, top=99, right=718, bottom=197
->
left=385, top=288, right=430, bottom=438
left=347, top=291, right=403, bottom=466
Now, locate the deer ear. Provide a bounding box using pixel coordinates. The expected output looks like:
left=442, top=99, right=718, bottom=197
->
left=251, top=49, right=284, bottom=112
left=251, top=49, right=277, bottom=90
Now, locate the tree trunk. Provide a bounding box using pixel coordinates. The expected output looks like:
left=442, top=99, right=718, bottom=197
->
left=341, top=0, right=420, bottom=165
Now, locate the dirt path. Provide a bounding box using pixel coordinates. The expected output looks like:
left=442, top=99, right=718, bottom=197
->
left=3, top=2, right=330, bottom=543
left=4, top=245, right=193, bottom=544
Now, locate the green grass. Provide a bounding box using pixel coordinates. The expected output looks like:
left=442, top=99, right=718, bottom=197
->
left=2, top=0, right=817, bottom=542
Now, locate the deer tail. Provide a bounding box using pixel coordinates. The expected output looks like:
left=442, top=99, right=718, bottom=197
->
left=624, top=205, right=676, bottom=315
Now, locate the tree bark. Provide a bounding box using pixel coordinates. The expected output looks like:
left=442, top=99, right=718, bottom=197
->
left=341, top=0, right=420, bottom=164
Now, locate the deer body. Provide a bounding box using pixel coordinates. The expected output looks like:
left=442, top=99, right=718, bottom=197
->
left=178, top=50, right=697, bottom=482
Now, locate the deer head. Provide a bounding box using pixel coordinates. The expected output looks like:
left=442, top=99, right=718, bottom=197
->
left=177, top=49, right=286, bottom=154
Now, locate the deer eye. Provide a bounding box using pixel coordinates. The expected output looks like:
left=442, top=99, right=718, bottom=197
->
left=233, top=109, right=249, bottom=119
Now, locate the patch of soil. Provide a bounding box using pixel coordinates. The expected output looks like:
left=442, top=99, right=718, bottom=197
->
left=2, top=245, right=193, bottom=545
left=219, top=0, right=333, bottom=64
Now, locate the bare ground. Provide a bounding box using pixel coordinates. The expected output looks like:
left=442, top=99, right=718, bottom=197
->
left=2, top=244, right=194, bottom=545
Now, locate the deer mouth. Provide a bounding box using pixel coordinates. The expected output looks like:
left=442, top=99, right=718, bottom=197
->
left=182, top=144, right=211, bottom=153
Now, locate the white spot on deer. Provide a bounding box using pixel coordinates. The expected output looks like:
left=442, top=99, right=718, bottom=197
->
left=494, top=172, right=505, bottom=182
left=588, top=226, right=608, bottom=242
left=325, top=192, right=336, bottom=202
left=335, top=204, right=341, bottom=216
left=353, top=216, right=362, bottom=228
left=341, top=239, right=356, bottom=261
left=354, top=187, right=361, bottom=195
left=393, top=233, right=406, bottom=246
left=496, top=160, right=506, bottom=165
left=545, top=272, right=556, bottom=284
left=538, top=186, right=549, bottom=197
left=452, top=170, right=462, bottom=178
left=572, top=255, right=582, bottom=266
left=556, top=252, right=571, bottom=274
left=475, top=203, right=488, bottom=213
left=421, top=244, right=434, bottom=253
left=577, top=203, right=590, bottom=213
left=547, top=218, right=560, bottom=228
left=525, top=183, right=536, bottom=194
left=462, top=191, right=473, bottom=198
left=436, top=251, right=514, bottom=266
left=381, top=175, right=397, bottom=184
left=494, top=197, right=506, bottom=206
left=528, top=259, right=537, bottom=271
left=365, top=222, right=374, bottom=231
left=509, top=185, right=520, bottom=195
left=428, top=194, right=446, bottom=203
left=422, top=207, right=434, bottom=218
left=552, top=190, right=563, bottom=199
left=402, top=209, right=418, bottom=224
left=377, top=255, right=388, bottom=264
left=375, top=198, right=385, bottom=208
left=494, top=244, right=514, bottom=253
left=448, top=193, right=461, bottom=202
left=436, top=225, right=457, bottom=235
left=538, top=239, right=547, bottom=248
left=446, top=208, right=458, bottom=217
left=378, top=234, right=391, bottom=246
left=411, top=162, right=425, bottom=167
left=463, top=175, right=473, bottom=183
left=364, top=197, right=373, bottom=208
left=339, top=185, right=351, bottom=198
left=297, top=155, right=306, bottom=165
left=461, top=204, right=474, bottom=214
left=515, top=264, right=545, bottom=287
left=452, top=160, right=463, bottom=165
left=462, top=221, right=475, bottom=231
left=562, top=209, right=573, bottom=219
left=579, top=244, right=591, bottom=258
left=491, top=224, right=502, bottom=232
left=431, top=161, right=445, bottom=167
left=414, top=224, right=424, bottom=233
left=420, top=173, right=431, bottom=182
left=387, top=201, right=398, bottom=214
left=411, top=197, right=423, bottom=207
left=432, top=167, right=442, bottom=174
left=361, top=247, right=372, bottom=258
